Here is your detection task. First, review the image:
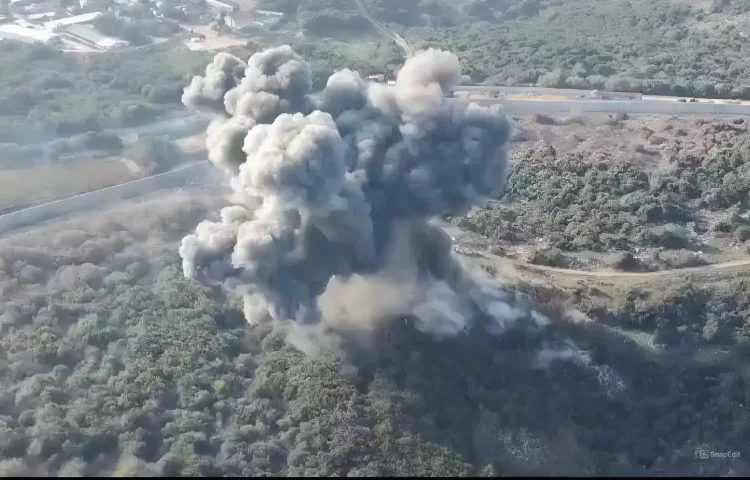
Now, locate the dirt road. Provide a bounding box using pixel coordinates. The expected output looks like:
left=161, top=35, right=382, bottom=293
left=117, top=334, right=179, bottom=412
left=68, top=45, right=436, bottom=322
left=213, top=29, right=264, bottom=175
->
left=440, top=223, right=750, bottom=281
left=352, top=0, right=412, bottom=57
left=480, top=251, right=750, bottom=279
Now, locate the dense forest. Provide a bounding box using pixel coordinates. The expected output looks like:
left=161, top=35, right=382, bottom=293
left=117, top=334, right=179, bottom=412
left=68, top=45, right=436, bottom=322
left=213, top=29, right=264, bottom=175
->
left=0, top=41, right=207, bottom=142
left=255, top=0, right=374, bottom=36
left=4, top=0, right=750, bottom=152
left=8, top=0, right=750, bottom=149
left=0, top=35, right=396, bottom=144
left=270, top=0, right=750, bottom=99
left=0, top=192, right=748, bottom=476
left=459, top=116, right=750, bottom=268
left=0, top=13, right=749, bottom=473
left=403, top=0, right=750, bottom=98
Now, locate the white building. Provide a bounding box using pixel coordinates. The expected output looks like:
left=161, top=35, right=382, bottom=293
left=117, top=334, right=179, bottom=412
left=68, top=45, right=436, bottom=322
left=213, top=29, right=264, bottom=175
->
left=96, top=36, right=129, bottom=50
left=206, top=0, right=238, bottom=13
left=65, top=24, right=129, bottom=50
left=254, top=9, right=284, bottom=16
left=0, top=24, right=61, bottom=45
left=14, top=19, right=35, bottom=28
left=44, top=11, right=103, bottom=31
left=28, top=12, right=58, bottom=21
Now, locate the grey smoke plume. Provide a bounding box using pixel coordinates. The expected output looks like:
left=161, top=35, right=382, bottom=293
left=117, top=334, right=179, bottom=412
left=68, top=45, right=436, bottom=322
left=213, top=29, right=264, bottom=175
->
left=182, top=52, right=247, bottom=113
left=180, top=45, right=534, bottom=337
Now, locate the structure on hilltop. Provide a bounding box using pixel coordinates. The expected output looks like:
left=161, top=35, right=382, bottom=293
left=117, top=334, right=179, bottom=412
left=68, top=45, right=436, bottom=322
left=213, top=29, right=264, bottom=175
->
left=0, top=23, right=61, bottom=45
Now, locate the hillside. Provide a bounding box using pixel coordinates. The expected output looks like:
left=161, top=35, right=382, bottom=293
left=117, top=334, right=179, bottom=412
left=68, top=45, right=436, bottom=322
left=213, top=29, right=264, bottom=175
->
left=404, top=0, right=750, bottom=98
left=271, top=0, right=750, bottom=99
left=1, top=191, right=749, bottom=477
left=1, top=16, right=750, bottom=478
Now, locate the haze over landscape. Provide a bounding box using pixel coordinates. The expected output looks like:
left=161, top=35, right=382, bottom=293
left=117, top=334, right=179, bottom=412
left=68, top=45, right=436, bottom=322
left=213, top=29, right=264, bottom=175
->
left=1, top=0, right=750, bottom=477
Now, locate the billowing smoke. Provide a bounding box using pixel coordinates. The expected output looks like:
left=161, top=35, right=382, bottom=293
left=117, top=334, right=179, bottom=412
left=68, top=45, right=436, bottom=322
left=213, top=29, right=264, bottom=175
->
left=180, top=45, right=536, bottom=339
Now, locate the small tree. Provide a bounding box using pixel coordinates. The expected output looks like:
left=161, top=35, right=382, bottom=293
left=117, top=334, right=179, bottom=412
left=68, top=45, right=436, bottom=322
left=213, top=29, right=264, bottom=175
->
left=126, top=136, right=182, bottom=175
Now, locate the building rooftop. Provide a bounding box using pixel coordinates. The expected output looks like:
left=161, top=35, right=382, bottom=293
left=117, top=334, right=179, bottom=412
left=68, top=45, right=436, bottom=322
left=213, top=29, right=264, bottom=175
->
left=0, top=24, right=60, bottom=43
left=254, top=9, right=284, bottom=16
left=65, top=24, right=128, bottom=49
left=206, top=0, right=237, bottom=11
left=28, top=12, right=58, bottom=20
left=44, top=11, right=103, bottom=30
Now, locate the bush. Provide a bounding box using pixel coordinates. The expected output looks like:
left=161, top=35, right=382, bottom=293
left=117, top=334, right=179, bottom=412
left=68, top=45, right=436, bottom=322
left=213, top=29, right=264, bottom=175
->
left=126, top=136, right=182, bottom=174
left=648, top=224, right=689, bottom=249
left=401, top=0, right=750, bottom=99
left=610, top=251, right=641, bottom=271
left=0, top=41, right=210, bottom=139
left=144, top=84, right=184, bottom=104
left=460, top=130, right=750, bottom=254
left=656, top=249, right=709, bottom=269
left=76, top=131, right=124, bottom=151
left=526, top=247, right=568, bottom=267
left=734, top=225, right=750, bottom=242
left=530, top=114, right=556, bottom=125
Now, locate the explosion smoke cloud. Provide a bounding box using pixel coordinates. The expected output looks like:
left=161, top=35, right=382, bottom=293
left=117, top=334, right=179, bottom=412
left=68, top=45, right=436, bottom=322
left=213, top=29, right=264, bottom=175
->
left=180, top=45, right=535, bottom=337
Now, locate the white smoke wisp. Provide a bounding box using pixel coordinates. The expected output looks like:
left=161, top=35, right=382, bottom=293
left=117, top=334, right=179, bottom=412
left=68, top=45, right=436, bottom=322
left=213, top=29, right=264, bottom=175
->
left=179, top=45, right=542, bottom=344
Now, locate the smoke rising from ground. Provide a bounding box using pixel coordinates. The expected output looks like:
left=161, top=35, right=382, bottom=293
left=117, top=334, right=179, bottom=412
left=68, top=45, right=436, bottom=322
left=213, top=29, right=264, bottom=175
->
left=180, top=45, right=541, bottom=339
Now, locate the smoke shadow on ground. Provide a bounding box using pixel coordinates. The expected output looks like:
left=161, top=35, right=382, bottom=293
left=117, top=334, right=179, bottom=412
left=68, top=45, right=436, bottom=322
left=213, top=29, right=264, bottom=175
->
left=342, top=305, right=750, bottom=476
left=0, top=188, right=747, bottom=476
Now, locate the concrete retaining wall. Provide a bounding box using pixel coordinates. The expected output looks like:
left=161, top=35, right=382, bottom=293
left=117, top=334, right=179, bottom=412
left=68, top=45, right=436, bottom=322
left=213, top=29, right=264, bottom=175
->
left=0, top=161, right=213, bottom=235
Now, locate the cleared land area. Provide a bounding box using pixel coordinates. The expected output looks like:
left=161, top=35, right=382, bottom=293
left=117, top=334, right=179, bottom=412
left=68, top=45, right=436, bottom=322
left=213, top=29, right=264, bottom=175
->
left=0, top=158, right=137, bottom=214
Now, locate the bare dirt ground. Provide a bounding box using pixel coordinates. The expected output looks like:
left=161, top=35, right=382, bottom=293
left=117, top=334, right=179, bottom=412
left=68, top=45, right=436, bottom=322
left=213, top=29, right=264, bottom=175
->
left=453, top=230, right=750, bottom=333
left=175, top=133, right=207, bottom=154
left=443, top=221, right=750, bottom=286
left=0, top=157, right=138, bottom=214
left=180, top=23, right=250, bottom=52
left=0, top=134, right=208, bottom=216
left=511, top=112, right=743, bottom=168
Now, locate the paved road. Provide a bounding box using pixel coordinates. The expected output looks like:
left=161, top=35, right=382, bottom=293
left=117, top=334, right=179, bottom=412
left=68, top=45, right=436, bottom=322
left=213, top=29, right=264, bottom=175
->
left=481, top=251, right=750, bottom=279
left=469, top=97, right=750, bottom=116
left=453, top=85, right=643, bottom=100
left=330, top=15, right=750, bottom=115
left=353, top=0, right=412, bottom=57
